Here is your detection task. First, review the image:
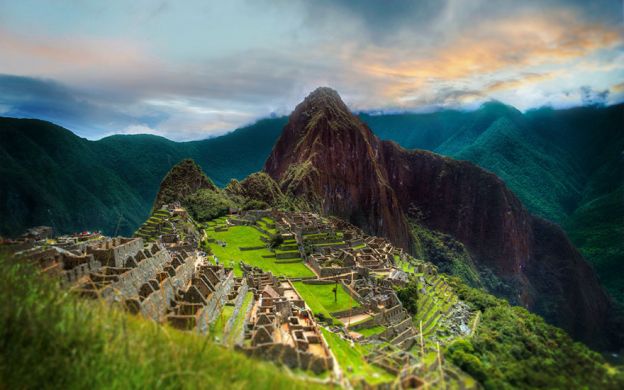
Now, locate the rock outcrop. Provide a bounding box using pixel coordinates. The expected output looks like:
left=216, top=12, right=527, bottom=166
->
left=264, top=87, right=613, bottom=348
left=153, top=159, right=217, bottom=210
left=265, top=87, right=413, bottom=250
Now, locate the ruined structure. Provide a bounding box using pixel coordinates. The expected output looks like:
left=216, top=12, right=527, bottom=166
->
left=242, top=274, right=333, bottom=374
left=9, top=207, right=480, bottom=388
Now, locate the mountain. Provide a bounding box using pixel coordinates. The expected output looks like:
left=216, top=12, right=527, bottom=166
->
left=264, top=87, right=414, bottom=250
left=264, top=87, right=615, bottom=349
left=152, top=159, right=217, bottom=210
left=1, top=98, right=621, bottom=316
left=359, top=109, right=471, bottom=151
left=367, top=103, right=624, bottom=308
left=0, top=117, right=286, bottom=237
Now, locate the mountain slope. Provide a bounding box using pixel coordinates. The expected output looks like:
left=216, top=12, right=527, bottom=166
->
left=0, top=118, right=147, bottom=235
left=0, top=102, right=621, bottom=315
left=264, top=87, right=413, bottom=250
left=264, top=87, right=615, bottom=349
left=366, top=103, right=624, bottom=309
left=0, top=117, right=286, bottom=237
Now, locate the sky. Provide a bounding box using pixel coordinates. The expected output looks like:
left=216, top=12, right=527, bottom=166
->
left=0, top=0, right=622, bottom=141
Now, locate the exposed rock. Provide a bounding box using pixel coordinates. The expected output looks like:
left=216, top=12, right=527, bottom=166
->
left=265, top=87, right=414, bottom=251
left=263, top=87, right=614, bottom=348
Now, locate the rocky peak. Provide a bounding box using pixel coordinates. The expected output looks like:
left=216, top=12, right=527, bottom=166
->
left=262, top=87, right=613, bottom=348
left=264, top=87, right=413, bottom=250
left=152, top=159, right=216, bottom=210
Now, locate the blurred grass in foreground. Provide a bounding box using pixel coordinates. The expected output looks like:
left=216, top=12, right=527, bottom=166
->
left=0, top=252, right=325, bottom=389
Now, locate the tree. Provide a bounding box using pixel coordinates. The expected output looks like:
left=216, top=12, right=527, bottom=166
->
left=268, top=234, right=284, bottom=249
left=395, top=278, right=419, bottom=315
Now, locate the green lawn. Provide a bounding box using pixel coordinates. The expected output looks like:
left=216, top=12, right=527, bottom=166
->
left=293, top=282, right=360, bottom=319
left=207, top=225, right=314, bottom=278
left=356, top=326, right=386, bottom=337
left=321, top=328, right=394, bottom=385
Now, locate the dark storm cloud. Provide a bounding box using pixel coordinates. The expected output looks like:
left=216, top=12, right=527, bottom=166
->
left=0, top=75, right=166, bottom=138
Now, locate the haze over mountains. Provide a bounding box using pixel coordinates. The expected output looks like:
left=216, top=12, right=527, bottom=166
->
left=2, top=95, right=622, bottom=309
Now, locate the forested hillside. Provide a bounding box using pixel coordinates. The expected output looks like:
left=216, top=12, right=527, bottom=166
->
left=1, top=104, right=621, bottom=305
left=0, top=117, right=285, bottom=236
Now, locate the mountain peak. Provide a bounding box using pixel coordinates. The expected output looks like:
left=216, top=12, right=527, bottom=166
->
left=295, top=87, right=350, bottom=118
left=304, top=86, right=343, bottom=102
left=153, top=159, right=216, bottom=210
left=264, top=87, right=414, bottom=250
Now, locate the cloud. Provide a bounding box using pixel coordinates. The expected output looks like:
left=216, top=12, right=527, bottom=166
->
left=580, top=86, right=610, bottom=106
left=0, top=74, right=268, bottom=141
left=485, top=73, right=561, bottom=93
left=0, top=74, right=129, bottom=137
left=0, top=0, right=622, bottom=139
left=612, top=82, right=624, bottom=93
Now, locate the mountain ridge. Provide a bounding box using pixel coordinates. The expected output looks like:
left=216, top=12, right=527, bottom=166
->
left=1, top=100, right=621, bottom=314
left=264, top=87, right=615, bottom=349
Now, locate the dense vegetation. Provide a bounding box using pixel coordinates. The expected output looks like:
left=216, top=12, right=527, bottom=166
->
left=444, top=277, right=624, bottom=389
left=184, top=189, right=234, bottom=222
left=394, top=277, right=419, bottom=315
left=371, top=103, right=624, bottom=308
left=0, top=253, right=321, bottom=389
left=410, top=223, right=483, bottom=290
left=0, top=117, right=286, bottom=237
left=1, top=103, right=621, bottom=305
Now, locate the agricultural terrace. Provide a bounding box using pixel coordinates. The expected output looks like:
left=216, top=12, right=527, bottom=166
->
left=256, top=217, right=278, bottom=235
left=321, top=328, right=394, bottom=385
left=414, top=273, right=459, bottom=343
left=356, top=325, right=386, bottom=337
left=205, top=223, right=314, bottom=278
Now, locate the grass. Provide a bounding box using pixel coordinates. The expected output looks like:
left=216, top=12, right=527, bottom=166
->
left=224, top=291, right=254, bottom=346
left=293, top=282, right=360, bottom=320
left=210, top=305, right=235, bottom=342
left=257, top=217, right=277, bottom=235
left=320, top=328, right=394, bottom=385
left=356, top=326, right=385, bottom=337
left=0, top=254, right=324, bottom=390
left=207, top=225, right=313, bottom=278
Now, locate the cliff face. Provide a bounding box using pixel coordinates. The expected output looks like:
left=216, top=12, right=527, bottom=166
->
left=264, top=87, right=413, bottom=250
left=264, top=87, right=613, bottom=348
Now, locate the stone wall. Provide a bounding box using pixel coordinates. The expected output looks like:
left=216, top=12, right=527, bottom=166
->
left=196, top=270, right=235, bottom=333
left=329, top=305, right=368, bottom=319
left=241, top=343, right=333, bottom=374
left=89, top=237, right=144, bottom=268
left=222, top=283, right=252, bottom=345
left=275, top=251, right=300, bottom=260
left=140, top=253, right=197, bottom=321
left=100, top=246, right=171, bottom=300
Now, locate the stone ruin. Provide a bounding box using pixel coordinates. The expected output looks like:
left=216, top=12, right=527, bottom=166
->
left=241, top=270, right=334, bottom=374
